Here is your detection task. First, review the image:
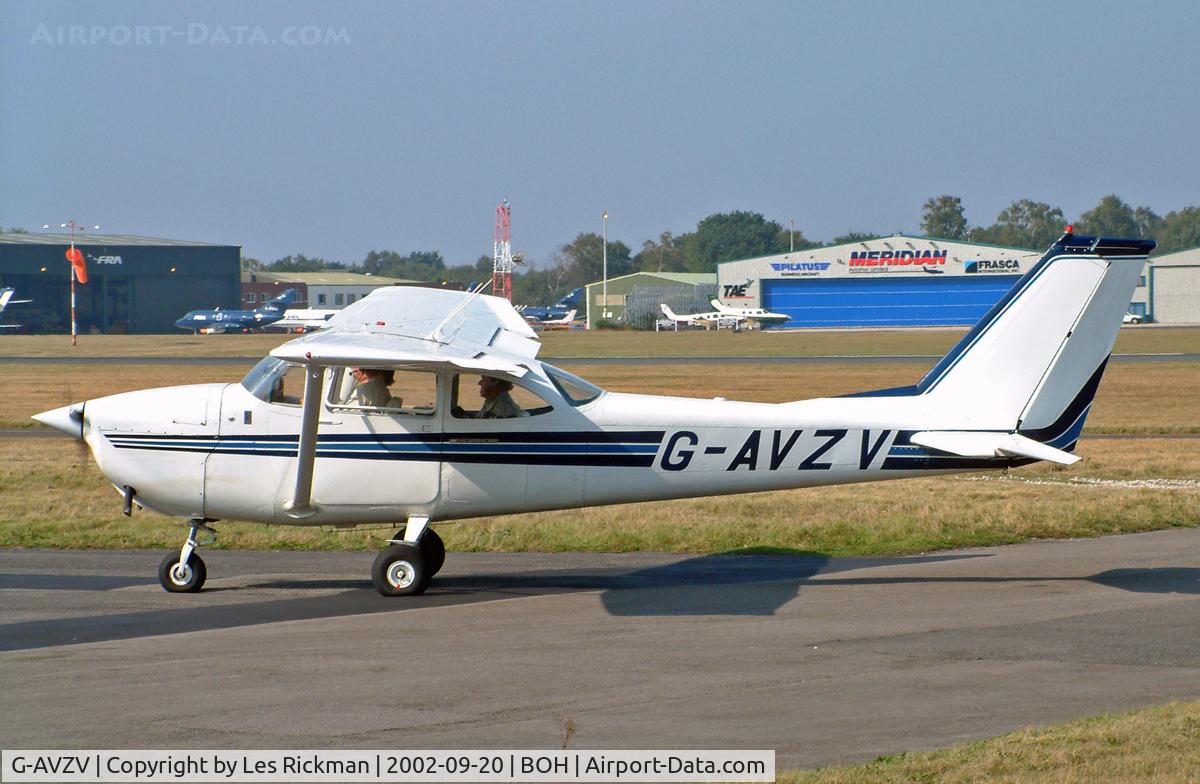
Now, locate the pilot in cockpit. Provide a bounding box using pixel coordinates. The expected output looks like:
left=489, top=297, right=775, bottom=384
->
left=475, top=375, right=523, bottom=419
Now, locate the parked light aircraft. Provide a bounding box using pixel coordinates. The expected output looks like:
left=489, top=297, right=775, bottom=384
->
left=35, top=230, right=1153, bottom=596
left=0, top=287, right=31, bottom=330
left=709, top=299, right=790, bottom=327
left=658, top=302, right=760, bottom=329
left=270, top=307, right=340, bottom=333
left=174, top=289, right=301, bottom=334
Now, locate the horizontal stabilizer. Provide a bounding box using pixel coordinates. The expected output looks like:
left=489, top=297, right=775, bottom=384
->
left=910, top=431, right=1081, bottom=465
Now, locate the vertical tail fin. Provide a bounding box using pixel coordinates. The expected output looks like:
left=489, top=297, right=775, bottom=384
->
left=660, top=303, right=680, bottom=320
left=916, top=231, right=1154, bottom=435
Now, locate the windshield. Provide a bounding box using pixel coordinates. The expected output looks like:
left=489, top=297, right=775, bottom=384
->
left=544, top=364, right=604, bottom=406
left=241, top=356, right=290, bottom=401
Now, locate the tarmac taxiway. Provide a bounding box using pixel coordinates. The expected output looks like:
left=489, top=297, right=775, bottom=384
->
left=3, top=529, right=1200, bottom=767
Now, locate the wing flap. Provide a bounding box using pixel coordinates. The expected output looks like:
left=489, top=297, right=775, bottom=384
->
left=910, top=431, right=1081, bottom=465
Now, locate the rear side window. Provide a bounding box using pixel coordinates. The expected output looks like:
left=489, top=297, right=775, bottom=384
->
left=544, top=365, right=604, bottom=406
left=451, top=374, right=553, bottom=419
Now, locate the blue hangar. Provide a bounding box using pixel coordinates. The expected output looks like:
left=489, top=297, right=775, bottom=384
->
left=716, top=235, right=1041, bottom=329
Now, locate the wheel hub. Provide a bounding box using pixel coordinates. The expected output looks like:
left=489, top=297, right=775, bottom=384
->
left=170, top=563, right=192, bottom=586
left=386, top=560, right=415, bottom=589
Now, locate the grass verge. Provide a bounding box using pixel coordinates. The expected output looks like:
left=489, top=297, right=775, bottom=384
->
left=782, top=700, right=1200, bottom=784
left=1, top=324, right=1194, bottom=359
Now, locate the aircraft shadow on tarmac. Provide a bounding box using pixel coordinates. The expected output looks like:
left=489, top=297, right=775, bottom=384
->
left=4, top=559, right=1199, bottom=652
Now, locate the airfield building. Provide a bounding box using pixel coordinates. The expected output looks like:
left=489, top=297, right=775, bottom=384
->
left=585, top=271, right=716, bottom=329
left=1144, top=248, right=1200, bottom=323
left=717, top=235, right=1042, bottom=329
left=242, top=270, right=421, bottom=310
left=0, top=232, right=240, bottom=333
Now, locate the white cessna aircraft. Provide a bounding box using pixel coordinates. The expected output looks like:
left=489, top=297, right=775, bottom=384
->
left=34, top=230, right=1153, bottom=596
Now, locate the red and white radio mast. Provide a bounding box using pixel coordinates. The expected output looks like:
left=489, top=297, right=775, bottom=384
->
left=492, top=199, right=514, bottom=301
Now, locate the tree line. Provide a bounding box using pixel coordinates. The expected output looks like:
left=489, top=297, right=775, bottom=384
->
left=244, top=193, right=1198, bottom=306
left=919, top=194, right=1199, bottom=253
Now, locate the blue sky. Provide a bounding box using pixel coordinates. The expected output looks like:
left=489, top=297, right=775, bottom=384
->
left=2, top=0, right=1197, bottom=267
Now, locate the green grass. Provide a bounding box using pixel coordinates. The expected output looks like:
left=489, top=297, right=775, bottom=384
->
left=782, top=701, right=1200, bottom=783
left=2, top=324, right=1195, bottom=359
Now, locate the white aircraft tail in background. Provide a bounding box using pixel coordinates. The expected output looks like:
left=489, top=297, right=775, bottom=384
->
left=34, top=229, right=1154, bottom=596
left=0, top=287, right=31, bottom=330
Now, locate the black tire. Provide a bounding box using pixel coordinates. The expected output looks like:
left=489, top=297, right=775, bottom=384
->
left=158, top=552, right=207, bottom=593
left=419, top=528, right=446, bottom=577
left=372, top=544, right=429, bottom=597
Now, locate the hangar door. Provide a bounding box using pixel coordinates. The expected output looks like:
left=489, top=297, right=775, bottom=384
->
left=762, top=275, right=1020, bottom=328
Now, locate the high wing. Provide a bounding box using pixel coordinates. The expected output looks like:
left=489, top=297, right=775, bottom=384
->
left=271, top=286, right=540, bottom=372
left=268, top=287, right=541, bottom=515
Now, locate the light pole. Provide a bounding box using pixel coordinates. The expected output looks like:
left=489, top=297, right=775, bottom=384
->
left=790, top=218, right=795, bottom=253
left=601, top=211, right=609, bottom=322
left=43, top=220, right=99, bottom=346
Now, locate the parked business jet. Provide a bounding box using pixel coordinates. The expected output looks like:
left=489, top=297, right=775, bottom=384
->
left=174, top=289, right=301, bottom=334
left=35, top=230, right=1153, bottom=596
left=709, top=299, right=790, bottom=327
left=0, top=287, right=31, bottom=329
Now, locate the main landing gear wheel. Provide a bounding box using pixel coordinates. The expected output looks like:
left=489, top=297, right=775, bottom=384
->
left=372, top=543, right=429, bottom=597
left=418, top=528, right=446, bottom=576
left=158, top=552, right=207, bottom=593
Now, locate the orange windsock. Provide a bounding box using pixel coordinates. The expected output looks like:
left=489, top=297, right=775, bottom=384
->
left=66, top=247, right=87, bottom=284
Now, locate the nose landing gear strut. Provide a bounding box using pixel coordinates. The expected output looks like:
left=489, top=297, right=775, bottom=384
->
left=158, top=520, right=217, bottom=593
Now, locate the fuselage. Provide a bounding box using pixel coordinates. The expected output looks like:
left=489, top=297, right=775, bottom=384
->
left=74, top=358, right=1030, bottom=527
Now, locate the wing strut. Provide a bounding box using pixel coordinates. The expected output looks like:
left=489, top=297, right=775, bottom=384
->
left=286, top=365, right=326, bottom=517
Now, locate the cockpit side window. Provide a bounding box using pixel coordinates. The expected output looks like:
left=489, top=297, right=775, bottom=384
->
left=326, top=367, right=438, bottom=417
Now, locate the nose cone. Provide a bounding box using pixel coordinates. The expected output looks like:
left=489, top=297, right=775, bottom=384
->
left=33, top=403, right=84, bottom=439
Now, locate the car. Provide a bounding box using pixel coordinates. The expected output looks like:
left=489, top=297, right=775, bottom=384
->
left=1122, top=312, right=1144, bottom=324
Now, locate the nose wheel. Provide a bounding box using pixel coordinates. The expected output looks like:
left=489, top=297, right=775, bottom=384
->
left=159, top=521, right=215, bottom=593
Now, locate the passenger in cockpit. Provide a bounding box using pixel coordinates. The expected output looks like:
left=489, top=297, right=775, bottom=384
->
left=348, top=367, right=394, bottom=407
